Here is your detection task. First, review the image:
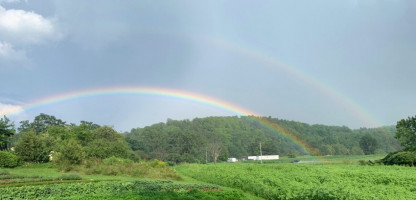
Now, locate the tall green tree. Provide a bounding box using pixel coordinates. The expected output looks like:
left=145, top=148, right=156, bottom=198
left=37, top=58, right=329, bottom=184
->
left=207, top=138, right=223, bottom=164
left=31, top=113, right=66, bottom=134
left=14, top=130, right=51, bottom=163
left=17, top=120, right=31, bottom=133
left=0, top=116, right=15, bottom=150
left=262, top=140, right=279, bottom=155
left=70, top=124, right=93, bottom=146
left=359, top=135, right=378, bottom=155
left=395, top=116, right=416, bottom=151
left=84, top=126, right=130, bottom=159
left=46, top=126, right=72, bottom=141
left=79, top=121, right=100, bottom=131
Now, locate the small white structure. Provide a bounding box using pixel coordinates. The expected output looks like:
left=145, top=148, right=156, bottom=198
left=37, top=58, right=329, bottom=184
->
left=247, top=156, right=258, bottom=160
left=227, top=158, right=238, bottom=162
left=49, top=151, right=55, bottom=161
left=247, top=155, right=279, bottom=161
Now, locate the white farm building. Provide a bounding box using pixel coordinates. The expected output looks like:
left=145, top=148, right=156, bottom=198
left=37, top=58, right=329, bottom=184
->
left=247, top=155, right=279, bottom=161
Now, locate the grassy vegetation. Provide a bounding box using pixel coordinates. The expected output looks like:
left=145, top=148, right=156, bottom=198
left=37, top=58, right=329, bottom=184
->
left=176, top=155, right=416, bottom=200
left=0, top=179, right=247, bottom=200
left=0, top=162, right=250, bottom=199
left=64, top=158, right=182, bottom=181
left=0, top=178, right=248, bottom=199
left=64, top=190, right=244, bottom=200
left=2, top=155, right=415, bottom=199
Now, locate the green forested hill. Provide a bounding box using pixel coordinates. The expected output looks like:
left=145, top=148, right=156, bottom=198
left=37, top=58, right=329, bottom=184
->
left=125, top=116, right=401, bottom=163
left=2, top=114, right=401, bottom=164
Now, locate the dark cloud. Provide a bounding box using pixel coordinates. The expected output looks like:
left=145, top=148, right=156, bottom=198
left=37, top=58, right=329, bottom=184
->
left=1, top=1, right=416, bottom=130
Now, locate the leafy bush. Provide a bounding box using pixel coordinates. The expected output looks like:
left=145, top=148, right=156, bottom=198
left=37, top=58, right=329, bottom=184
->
left=14, top=131, right=50, bottom=163
left=358, top=160, right=379, bottom=166
left=382, top=151, right=416, bottom=166
left=54, top=140, right=85, bottom=172
left=76, top=159, right=180, bottom=180
left=103, top=156, right=133, bottom=164
left=147, top=159, right=167, bottom=168
left=0, top=151, right=18, bottom=168
left=167, top=161, right=176, bottom=167
left=84, top=126, right=130, bottom=159
left=288, top=152, right=297, bottom=158
left=126, top=150, right=141, bottom=162
left=57, top=140, right=85, bottom=165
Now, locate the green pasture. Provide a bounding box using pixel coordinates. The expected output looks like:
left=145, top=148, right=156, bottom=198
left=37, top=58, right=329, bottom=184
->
left=1, top=154, right=415, bottom=199
left=175, top=157, right=416, bottom=200
left=0, top=163, right=249, bottom=199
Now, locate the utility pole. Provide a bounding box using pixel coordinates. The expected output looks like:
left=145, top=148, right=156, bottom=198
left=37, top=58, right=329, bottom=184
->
left=260, top=142, right=263, bottom=164
left=205, top=148, right=208, bottom=164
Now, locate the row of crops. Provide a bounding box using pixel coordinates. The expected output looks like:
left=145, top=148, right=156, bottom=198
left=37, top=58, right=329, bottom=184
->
left=0, top=179, right=245, bottom=200
left=0, top=171, right=82, bottom=186
left=175, top=163, right=416, bottom=200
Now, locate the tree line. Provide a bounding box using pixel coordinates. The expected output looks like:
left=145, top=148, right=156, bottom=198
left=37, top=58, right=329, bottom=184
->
left=125, top=116, right=401, bottom=163
left=0, top=113, right=137, bottom=168
left=0, top=113, right=404, bottom=166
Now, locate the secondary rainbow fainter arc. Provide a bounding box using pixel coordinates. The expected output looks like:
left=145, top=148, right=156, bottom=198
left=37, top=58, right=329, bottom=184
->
left=8, top=86, right=320, bottom=156
left=200, top=36, right=381, bottom=128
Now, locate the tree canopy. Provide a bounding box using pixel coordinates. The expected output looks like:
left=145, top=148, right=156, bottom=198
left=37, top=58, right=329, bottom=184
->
left=395, top=116, right=416, bottom=151
left=125, top=116, right=400, bottom=163
left=0, top=116, right=15, bottom=150
left=4, top=113, right=402, bottom=165
left=359, top=135, right=378, bottom=155
left=10, top=113, right=135, bottom=165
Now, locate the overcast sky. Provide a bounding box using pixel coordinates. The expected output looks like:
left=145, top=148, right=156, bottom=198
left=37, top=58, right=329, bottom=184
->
left=1, top=0, right=415, bottom=131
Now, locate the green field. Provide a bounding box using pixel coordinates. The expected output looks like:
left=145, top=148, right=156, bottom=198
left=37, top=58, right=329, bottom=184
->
left=175, top=156, right=416, bottom=200
left=0, top=163, right=250, bottom=200
left=2, top=155, right=416, bottom=199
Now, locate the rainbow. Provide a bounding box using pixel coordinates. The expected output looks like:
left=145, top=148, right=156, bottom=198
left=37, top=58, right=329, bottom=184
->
left=6, top=86, right=319, bottom=155
left=200, top=36, right=381, bottom=128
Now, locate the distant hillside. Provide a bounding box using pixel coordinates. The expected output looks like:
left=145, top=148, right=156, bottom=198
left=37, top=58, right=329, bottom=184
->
left=124, top=116, right=401, bottom=163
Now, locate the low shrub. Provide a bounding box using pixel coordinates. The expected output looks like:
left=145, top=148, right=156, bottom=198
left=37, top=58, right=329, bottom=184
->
left=103, top=156, right=133, bottom=165
left=288, top=152, right=297, bottom=158
left=358, top=160, right=380, bottom=166
left=0, top=151, right=18, bottom=168
left=126, top=150, right=141, bottom=162
left=75, top=159, right=180, bottom=180
left=57, top=140, right=85, bottom=165
left=167, top=161, right=176, bottom=167
left=147, top=159, right=167, bottom=168
left=0, top=171, right=10, bottom=175
left=58, top=174, right=82, bottom=180
left=382, top=151, right=416, bottom=166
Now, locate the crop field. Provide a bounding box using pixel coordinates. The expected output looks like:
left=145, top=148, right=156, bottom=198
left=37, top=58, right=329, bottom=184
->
left=1, top=155, right=416, bottom=199
left=0, top=171, right=84, bottom=186
left=175, top=159, right=416, bottom=200
left=0, top=164, right=249, bottom=200
left=0, top=179, right=247, bottom=200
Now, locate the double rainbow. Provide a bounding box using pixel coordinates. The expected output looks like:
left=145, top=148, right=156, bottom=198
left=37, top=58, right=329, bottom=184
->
left=201, top=36, right=381, bottom=128
left=7, top=86, right=320, bottom=155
